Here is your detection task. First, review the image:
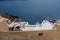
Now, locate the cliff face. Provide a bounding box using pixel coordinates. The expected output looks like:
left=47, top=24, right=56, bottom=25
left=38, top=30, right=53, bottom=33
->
left=0, top=13, right=22, bottom=22
left=0, top=18, right=9, bottom=32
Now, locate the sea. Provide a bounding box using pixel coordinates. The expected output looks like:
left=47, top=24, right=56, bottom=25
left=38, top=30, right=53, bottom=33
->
left=0, top=0, right=60, bottom=24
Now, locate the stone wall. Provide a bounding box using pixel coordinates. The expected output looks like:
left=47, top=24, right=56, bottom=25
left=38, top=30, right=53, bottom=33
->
left=0, top=31, right=60, bottom=40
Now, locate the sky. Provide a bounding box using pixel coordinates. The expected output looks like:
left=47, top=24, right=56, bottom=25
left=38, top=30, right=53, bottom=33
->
left=0, top=0, right=60, bottom=24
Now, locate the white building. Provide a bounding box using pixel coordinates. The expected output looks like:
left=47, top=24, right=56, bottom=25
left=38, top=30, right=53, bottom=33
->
left=41, top=20, right=54, bottom=30
left=8, top=19, right=55, bottom=31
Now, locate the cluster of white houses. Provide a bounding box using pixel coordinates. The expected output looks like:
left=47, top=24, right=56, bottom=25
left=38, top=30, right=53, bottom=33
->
left=0, top=15, right=60, bottom=32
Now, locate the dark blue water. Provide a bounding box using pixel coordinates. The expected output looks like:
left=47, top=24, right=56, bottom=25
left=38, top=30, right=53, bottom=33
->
left=0, top=0, right=60, bottom=24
